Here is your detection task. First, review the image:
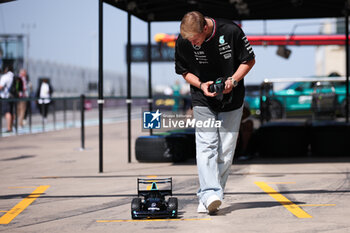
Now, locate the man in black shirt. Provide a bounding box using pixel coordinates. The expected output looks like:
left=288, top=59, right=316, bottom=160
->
left=175, top=11, right=255, bottom=214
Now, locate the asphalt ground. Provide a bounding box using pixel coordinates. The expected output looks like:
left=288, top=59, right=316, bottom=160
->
left=0, top=119, right=350, bottom=233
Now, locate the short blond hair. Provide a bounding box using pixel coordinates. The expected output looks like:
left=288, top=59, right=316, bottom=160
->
left=180, top=11, right=206, bottom=39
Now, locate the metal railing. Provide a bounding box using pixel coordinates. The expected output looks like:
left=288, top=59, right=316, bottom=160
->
left=0, top=95, right=191, bottom=148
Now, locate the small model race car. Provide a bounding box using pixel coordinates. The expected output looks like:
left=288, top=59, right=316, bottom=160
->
left=131, top=177, right=178, bottom=219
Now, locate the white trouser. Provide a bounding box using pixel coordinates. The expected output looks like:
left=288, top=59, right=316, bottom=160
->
left=193, top=105, right=243, bottom=204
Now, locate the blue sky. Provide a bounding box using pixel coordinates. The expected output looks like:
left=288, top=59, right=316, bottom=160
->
left=0, top=0, right=332, bottom=86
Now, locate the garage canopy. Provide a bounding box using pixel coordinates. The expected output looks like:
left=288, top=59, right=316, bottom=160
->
left=104, top=0, right=348, bottom=22
left=98, top=0, right=350, bottom=170
left=0, top=0, right=15, bottom=4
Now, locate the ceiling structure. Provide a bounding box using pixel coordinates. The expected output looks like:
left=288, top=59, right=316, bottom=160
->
left=0, top=0, right=15, bottom=4
left=105, top=0, right=348, bottom=22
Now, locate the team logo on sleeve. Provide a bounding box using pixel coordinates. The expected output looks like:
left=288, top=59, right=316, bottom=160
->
left=242, top=36, right=253, bottom=54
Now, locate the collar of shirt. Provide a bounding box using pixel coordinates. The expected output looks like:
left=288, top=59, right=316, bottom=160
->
left=205, top=18, right=216, bottom=43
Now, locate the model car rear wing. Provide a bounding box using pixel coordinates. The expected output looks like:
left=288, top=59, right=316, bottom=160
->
left=137, top=177, right=173, bottom=196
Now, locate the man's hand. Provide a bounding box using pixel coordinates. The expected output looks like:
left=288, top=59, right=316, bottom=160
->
left=200, top=81, right=217, bottom=97
left=223, top=78, right=234, bottom=94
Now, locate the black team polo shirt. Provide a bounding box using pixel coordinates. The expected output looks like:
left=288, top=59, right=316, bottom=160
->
left=175, top=18, right=255, bottom=112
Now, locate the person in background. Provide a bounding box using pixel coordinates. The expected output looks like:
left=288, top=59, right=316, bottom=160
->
left=180, top=82, right=192, bottom=115
left=0, top=65, right=14, bottom=132
left=17, top=69, right=28, bottom=127
left=175, top=11, right=255, bottom=214
left=23, top=71, right=33, bottom=124
left=236, top=105, right=255, bottom=160
left=172, top=80, right=181, bottom=112
left=36, top=78, right=53, bottom=122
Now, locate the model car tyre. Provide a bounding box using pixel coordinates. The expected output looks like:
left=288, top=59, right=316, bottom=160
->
left=131, top=197, right=142, bottom=219
left=167, top=197, right=178, bottom=218
left=268, top=99, right=283, bottom=119
left=135, top=135, right=187, bottom=162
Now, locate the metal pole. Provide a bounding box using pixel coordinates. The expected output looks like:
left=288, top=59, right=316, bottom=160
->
left=98, top=0, right=104, bottom=172
left=80, top=94, right=85, bottom=150
left=41, top=102, right=45, bottom=132
left=127, top=13, right=132, bottom=163
left=26, top=33, right=29, bottom=73
left=147, top=21, right=153, bottom=136
left=53, top=101, right=56, bottom=130
left=259, top=83, right=265, bottom=124
left=345, top=7, right=349, bottom=123
left=63, top=99, right=67, bottom=128
left=263, top=20, right=267, bottom=35
left=73, top=99, right=76, bottom=127
left=14, top=100, right=18, bottom=134
left=28, top=98, right=32, bottom=133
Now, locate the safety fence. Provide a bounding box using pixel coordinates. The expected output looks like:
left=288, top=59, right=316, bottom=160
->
left=0, top=95, right=191, bottom=142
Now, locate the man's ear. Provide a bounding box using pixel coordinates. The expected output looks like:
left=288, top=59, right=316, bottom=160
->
left=203, top=24, right=208, bottom=33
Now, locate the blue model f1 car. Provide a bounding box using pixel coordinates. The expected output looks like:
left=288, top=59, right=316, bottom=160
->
left=131, top=177, right=178, bottom=219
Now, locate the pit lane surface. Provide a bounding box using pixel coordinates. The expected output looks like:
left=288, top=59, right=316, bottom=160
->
left=0, top=120, right=349, bottom=233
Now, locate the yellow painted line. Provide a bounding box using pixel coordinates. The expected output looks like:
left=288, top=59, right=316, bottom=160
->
left=0, top=185, right=50, bottom=224
left=146, top=176, right=158, bottom=178
left=266, top=182, right=296, bottom=184
left=255, top=182, right=312, bottom=218
left=8, top=186, right=38, bottom=189
left=299, top=204, right=336, bottom=207
left=97, top=218, right=211, bottom=223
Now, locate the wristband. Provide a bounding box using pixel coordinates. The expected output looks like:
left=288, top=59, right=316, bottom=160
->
left=199, top=82, right=203, bottom=90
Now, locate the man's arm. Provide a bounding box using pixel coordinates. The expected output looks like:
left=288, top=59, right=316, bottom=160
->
left=223, top=58, right=255, bottom=94
left=182, top=72, right=217, bottom=97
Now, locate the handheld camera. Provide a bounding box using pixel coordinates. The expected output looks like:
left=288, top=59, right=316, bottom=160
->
left=209, top=77, right=226, bottom=93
